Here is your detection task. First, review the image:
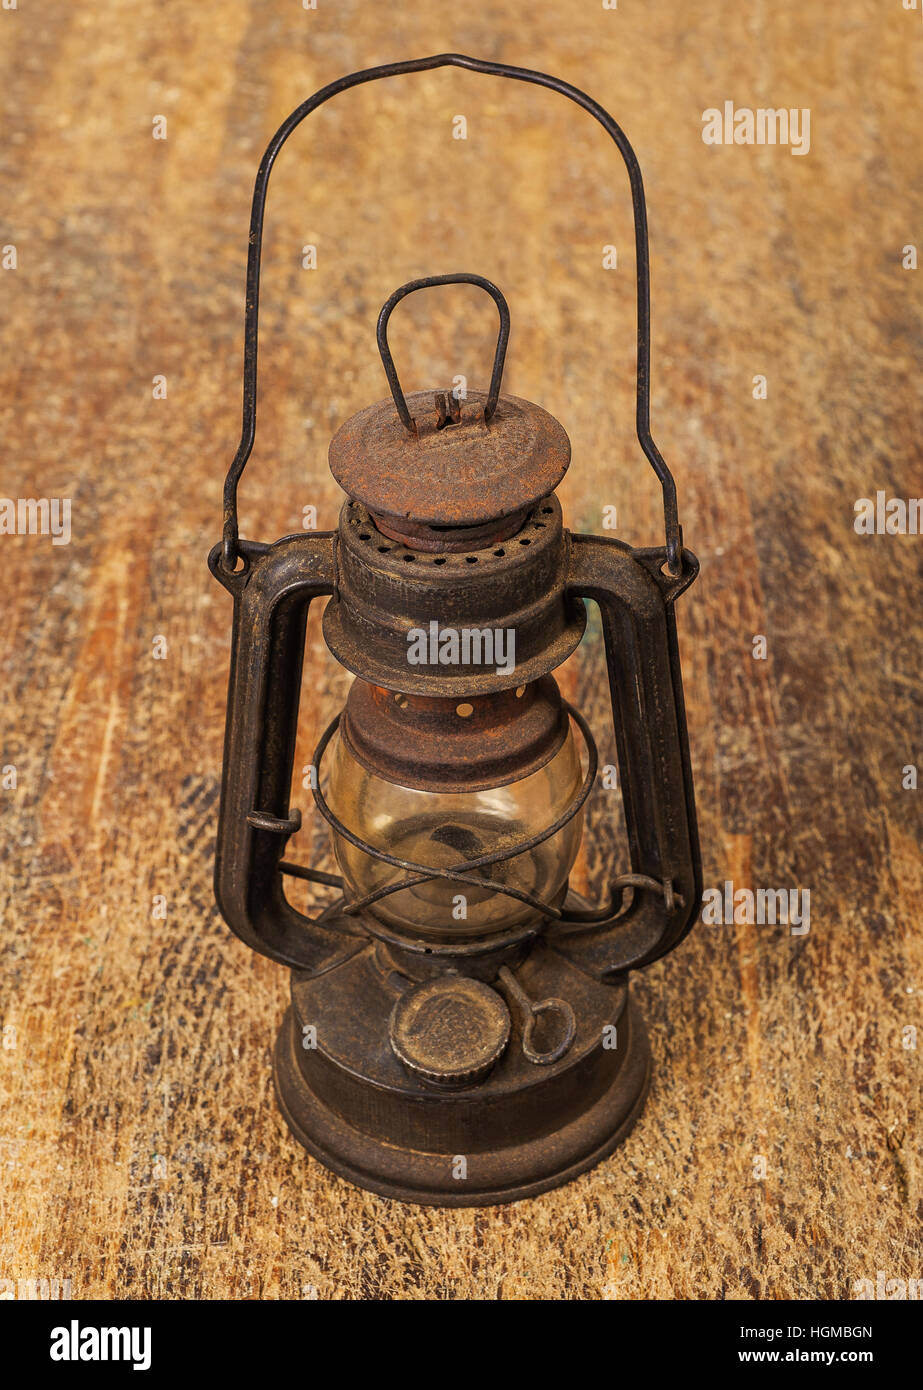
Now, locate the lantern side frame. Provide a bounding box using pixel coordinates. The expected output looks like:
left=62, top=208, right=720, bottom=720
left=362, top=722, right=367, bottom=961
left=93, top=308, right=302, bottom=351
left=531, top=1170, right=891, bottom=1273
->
left=208, top=526, right=701, bottom=978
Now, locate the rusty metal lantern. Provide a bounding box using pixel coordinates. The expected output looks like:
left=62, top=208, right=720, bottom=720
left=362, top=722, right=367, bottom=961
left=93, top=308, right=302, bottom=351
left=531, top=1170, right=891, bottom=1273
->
left=208, top=55, right=701, bottom=1206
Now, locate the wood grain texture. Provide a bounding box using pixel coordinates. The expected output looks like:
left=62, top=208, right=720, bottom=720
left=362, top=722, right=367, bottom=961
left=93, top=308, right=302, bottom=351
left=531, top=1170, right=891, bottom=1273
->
left=0, top=0, right=920, bottom=1300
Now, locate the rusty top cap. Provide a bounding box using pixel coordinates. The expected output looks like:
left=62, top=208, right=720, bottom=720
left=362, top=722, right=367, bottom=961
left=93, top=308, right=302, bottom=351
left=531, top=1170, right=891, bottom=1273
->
left=328, top=388, right=570, bottom=530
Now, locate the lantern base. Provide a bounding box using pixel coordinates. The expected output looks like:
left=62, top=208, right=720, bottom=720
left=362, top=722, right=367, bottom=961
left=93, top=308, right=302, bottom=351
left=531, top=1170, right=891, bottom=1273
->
left=271, top=941, right=652, bottom=1206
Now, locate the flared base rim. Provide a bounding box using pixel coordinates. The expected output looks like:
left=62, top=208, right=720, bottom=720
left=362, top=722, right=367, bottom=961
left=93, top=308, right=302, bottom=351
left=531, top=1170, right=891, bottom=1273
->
left=272, top=997, right=652, bottom=1207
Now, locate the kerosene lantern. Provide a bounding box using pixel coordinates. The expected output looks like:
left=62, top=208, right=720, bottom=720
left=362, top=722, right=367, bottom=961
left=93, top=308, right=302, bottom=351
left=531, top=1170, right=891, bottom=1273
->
left=208, top=56, right=702, bottom=1205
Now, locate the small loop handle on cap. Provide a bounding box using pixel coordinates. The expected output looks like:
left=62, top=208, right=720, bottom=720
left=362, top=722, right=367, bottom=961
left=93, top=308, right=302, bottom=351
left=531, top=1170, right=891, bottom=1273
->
left=376, top=273, right=510, bottom=434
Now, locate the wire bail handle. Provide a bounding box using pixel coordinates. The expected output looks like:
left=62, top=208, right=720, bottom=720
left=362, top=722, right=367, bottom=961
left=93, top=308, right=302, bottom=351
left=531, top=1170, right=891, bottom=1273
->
left=221, top=53, right=684, bottom=576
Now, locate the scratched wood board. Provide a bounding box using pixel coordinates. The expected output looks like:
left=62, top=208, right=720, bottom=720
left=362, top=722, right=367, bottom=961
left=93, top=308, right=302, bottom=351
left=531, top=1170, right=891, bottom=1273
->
left=0, top=1, right=920, bottom=1300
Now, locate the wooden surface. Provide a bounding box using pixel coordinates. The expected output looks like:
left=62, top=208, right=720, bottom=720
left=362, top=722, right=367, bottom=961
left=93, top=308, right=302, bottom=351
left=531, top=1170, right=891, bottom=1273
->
left=1, top=1, right=920, bottom=1300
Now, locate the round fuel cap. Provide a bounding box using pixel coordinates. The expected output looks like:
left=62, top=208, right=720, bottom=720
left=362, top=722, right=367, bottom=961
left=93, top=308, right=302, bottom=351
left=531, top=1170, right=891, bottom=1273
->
left=389, top=976, right=511, bottom=1089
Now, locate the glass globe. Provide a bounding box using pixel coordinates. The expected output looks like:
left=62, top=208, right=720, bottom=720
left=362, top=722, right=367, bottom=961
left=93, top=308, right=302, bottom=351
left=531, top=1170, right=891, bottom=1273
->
left=325, top=723, right=584, bottom=939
